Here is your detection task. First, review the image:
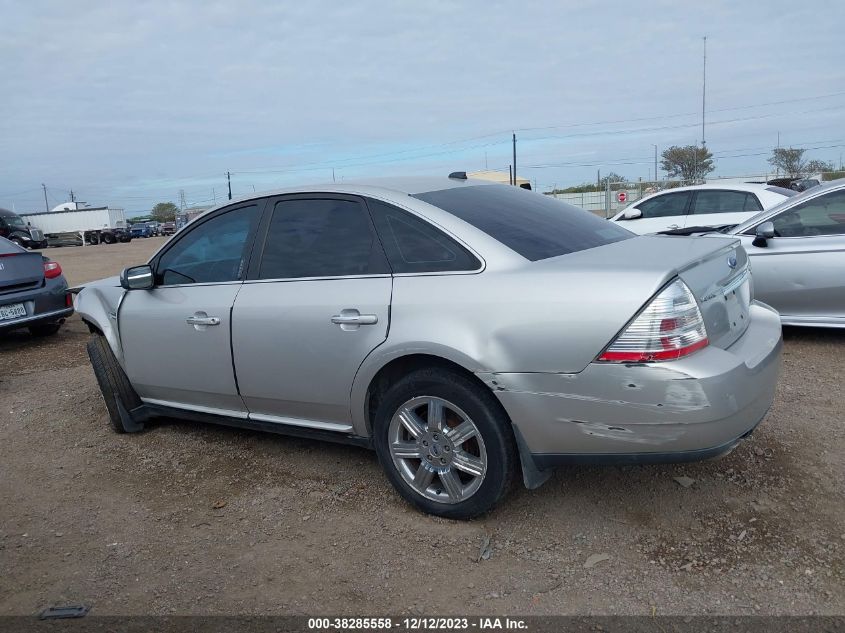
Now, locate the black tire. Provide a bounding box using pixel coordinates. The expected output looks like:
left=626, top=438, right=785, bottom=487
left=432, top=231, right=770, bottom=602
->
left=102, top=232, right=116, bottom=244
left=86, top=335, right=143, bottom=433
left=28, top=322, right=62, bottom=337
left=373, top=367, right=517, bottom=519
left=9, top=237, right=24, bottom=248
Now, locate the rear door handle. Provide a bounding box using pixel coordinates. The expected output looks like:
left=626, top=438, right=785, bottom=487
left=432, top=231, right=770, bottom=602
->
left=331, top=309, right=378, bottom=330
left=667, top=224, right=680, bottom=229
left=186, top=313, right=220, bottom=328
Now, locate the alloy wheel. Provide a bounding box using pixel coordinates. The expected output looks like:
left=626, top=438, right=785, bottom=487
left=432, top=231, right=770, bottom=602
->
left=387, top=396, right=487, bottom=504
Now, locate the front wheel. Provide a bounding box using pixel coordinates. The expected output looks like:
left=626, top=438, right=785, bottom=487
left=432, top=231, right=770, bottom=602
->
left=373, top=368, right=517, bottom=519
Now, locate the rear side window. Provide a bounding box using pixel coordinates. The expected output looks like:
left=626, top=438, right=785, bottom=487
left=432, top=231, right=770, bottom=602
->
left=259, top=198, right=388, bottom=279
left=412, top=185, right=631, bottom=261
left=691, top=190, right=761, bottom=214
left=366, top=199, right=480, bottom=273
left=637, top=191, right=692, bottom=218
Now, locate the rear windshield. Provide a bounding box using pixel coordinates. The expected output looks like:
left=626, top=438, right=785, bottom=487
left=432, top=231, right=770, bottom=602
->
left=412, top=184, right=632, bottom=261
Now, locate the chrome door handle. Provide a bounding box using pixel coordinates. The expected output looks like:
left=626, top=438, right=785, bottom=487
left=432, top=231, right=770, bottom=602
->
left=186, top=315, right=220, bottom=326
left=331, top=309, right=378, bottom=331
left=667, top=224, right=680, bottom=229
left=331, top=314, right=378, bottom=325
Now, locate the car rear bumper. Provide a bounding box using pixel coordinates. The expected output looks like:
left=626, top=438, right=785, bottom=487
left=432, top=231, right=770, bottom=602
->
left=0, top=277, right=73, bottom=331
left=481, top=301, right=782, bottom=466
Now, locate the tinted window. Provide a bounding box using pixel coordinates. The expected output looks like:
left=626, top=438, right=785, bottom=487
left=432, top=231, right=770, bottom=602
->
left=771, top=189, right=845, bottom=237
left=691, top=190, right=759, bottom=215
left=637, top=191, right=692, bottom=218
left=259, top=198, right=387, bottom=279
left=156, top=205, right=259, bottom=285
left=412, top=185, right=631, bottom=261
left=366, top=199, right=480, bottom=273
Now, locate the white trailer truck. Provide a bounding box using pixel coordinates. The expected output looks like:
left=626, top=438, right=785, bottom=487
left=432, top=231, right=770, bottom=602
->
left=19, top=206, right=131, bottom=246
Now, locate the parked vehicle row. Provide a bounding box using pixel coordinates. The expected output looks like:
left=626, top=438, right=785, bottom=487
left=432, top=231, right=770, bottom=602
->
left=76, top=178, right=783, bottom=519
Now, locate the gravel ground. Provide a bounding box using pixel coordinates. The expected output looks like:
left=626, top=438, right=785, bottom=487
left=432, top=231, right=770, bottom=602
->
left=0, top=238, right=843, bottom=616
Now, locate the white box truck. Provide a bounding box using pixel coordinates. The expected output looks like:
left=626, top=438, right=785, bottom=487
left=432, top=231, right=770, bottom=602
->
left=19, top=206, right=132, bottom=246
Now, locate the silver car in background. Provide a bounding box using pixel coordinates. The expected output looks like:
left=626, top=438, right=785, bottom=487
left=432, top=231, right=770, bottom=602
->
left=76, top=177, right=782, bottom=518
left=717, top=178, right=845, bottom=328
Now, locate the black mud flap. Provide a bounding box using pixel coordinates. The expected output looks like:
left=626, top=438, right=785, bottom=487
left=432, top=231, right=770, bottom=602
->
left=512, top=424, right=552, bottom=490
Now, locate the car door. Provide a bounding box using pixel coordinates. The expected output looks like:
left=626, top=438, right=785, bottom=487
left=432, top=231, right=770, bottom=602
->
left=231, top=195, right=392, bottom=430
left=617, top=191, right=692, bottom=234
left=684, top=189, right=762, bottom=229
left=119, top=202, right=263, bottom=415
left=739, top=188, right=845, bottom=322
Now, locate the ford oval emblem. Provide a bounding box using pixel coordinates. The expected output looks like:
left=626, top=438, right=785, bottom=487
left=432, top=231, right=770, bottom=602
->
left=727, top=255, right=738, bottom=269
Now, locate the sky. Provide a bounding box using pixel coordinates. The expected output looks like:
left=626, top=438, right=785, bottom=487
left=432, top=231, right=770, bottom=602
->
left=2, top=1, right=844, bottom=214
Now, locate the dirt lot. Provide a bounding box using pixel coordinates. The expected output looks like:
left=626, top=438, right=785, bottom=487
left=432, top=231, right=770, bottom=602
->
left=1, top=238, right=843, bottom=616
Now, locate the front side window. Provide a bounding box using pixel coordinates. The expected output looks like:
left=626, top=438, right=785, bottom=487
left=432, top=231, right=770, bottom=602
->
left=366, top=199, right=480, bottom=273
left=691, top=190, right=761, bottom=214
left=770, top=189, right=845, bottom=237
left=258, top=198, right=387, bottom=279
left=412, top=185, right=631, bottom=262
left=156, top=205, right=260, bottom=285
left=637, top=192, right=692, bottom=218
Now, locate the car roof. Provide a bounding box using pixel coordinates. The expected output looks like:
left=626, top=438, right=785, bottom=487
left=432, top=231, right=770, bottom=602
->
left=223, top=176, right=496, bottom=204
left=649, top=182, right=786, bottom=194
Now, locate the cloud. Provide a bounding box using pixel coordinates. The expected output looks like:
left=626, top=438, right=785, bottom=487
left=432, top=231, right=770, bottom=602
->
left=1, top=0, right=843, bottom=210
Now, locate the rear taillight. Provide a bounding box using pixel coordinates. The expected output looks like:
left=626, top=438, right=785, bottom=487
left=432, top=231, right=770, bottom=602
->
left=43, top=261, right=62, bottom=279
left=598, top=279, right=708, bottom=363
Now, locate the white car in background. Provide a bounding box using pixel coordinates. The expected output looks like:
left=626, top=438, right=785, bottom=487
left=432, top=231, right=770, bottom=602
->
left=610, top=183, right=796, bottom=234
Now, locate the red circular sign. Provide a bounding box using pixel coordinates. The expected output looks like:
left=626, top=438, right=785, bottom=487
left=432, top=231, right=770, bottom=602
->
left=616, top=191, right=627, bottom=203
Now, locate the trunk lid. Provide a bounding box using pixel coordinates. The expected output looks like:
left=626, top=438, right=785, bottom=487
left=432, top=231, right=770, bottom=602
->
left=0, top=250, right=44, bottom=295
left=530, top=234, right=752, bottom=354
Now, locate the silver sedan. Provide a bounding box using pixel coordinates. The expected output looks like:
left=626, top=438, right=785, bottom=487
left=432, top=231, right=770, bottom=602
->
left=76, top=177, right=782, bottom=518
left=721, top=178, right=845, bottom=328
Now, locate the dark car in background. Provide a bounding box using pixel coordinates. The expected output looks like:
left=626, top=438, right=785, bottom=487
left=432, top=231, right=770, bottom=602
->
left=129, top=223, right=153, bottom=238
left=0, top=236, right=72, bottom=336
left=160, top=221, right=176, bottom=235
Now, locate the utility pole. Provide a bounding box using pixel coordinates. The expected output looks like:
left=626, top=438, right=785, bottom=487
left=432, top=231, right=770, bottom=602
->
left=653, top=145, right=658, bottom=184
left=508, top=165, right=513, bottom=186
left=332, top=168, right=336, bottom=183
left=42, top=183, right=48, bottom=212
left=212, top=188, right=216, bottom=203
left=227, top=171, right=232, bottom=200
left=512, top=133, right=517, bottom=186
left=701, top=36, right=707, bottom=147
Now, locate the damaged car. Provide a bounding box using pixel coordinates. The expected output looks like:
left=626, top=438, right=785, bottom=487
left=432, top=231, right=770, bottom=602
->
left=75, top=177, right=783, bottom=518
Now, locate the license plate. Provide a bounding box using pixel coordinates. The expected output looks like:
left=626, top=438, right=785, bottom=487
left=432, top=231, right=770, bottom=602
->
left=0, top=303, right=27, bottom=321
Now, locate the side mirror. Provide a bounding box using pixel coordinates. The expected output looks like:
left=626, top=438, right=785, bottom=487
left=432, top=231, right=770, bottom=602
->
left=120, top=264, right=154, bottom=290
left=622, top=208, right=642, bottom=220
left=752, top=221, right=775, bottom=247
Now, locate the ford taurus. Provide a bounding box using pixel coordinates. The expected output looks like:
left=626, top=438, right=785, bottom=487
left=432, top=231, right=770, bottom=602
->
left=75, top=177, right=783, bottom=518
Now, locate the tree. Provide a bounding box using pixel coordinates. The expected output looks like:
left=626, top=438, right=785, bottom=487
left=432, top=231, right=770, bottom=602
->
left=660, top=145, right=714, bottom=182
left=151, top=202, right=178, bottom=222
left=805, top=159, right=835, bottom=174
left=599, top=172, right=626, bottom=187
left=768, top=148, right=806, bottom=178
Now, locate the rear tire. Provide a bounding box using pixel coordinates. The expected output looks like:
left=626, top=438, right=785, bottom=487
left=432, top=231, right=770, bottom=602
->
left=28, top=322, right=62, bottom=337
left=87, top=335, right=143, bottom=433
left=102, top=232, right=116, bottom=244
left=10, top=237, right=24, bottom=248
left=373, top=367, right=517, bottom=519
